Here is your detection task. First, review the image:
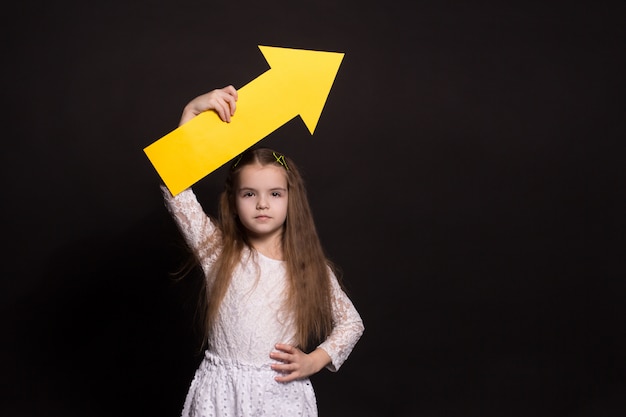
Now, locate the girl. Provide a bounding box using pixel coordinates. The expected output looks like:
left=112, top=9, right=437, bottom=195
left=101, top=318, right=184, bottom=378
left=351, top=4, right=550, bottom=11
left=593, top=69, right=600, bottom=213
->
left=161, top=85, right=365, bottom=417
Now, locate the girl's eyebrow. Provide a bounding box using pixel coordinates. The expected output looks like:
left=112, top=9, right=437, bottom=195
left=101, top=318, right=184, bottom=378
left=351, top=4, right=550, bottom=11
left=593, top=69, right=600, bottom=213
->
left=237, top=186, right=287, bottom=192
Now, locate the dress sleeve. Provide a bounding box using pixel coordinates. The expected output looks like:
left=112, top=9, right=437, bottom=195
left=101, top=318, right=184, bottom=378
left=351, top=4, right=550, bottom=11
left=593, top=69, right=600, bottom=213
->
left=317, top=271, right=365, bottom=372
left=161, top=185, right=221, bottom=271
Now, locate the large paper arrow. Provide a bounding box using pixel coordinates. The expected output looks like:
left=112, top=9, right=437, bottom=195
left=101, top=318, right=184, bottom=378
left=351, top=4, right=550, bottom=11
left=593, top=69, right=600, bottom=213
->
left=144, top=45, right=345, bottom=195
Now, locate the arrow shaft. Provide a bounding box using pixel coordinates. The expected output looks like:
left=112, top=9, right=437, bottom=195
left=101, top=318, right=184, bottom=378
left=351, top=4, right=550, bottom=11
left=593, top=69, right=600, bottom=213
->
left=144, top=68, right=300, bottom=195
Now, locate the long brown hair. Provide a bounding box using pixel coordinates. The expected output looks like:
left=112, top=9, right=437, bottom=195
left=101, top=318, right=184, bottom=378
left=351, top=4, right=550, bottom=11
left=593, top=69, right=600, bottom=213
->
left=201, top=147, right=336, bottom=351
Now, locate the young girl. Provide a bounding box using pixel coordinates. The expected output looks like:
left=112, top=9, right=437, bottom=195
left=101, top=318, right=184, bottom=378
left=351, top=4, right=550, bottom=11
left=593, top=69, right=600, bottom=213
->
left=161, top=85, right=365, bottom=417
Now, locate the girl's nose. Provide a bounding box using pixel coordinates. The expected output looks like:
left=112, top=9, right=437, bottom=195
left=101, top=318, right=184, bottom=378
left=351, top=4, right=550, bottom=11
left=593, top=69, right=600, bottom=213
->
left=256, top=198, right=268, bottom=209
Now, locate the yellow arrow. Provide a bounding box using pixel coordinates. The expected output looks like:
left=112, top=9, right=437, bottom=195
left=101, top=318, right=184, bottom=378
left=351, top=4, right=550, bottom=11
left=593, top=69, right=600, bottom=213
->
left=144, top=45, right=345, bottom=196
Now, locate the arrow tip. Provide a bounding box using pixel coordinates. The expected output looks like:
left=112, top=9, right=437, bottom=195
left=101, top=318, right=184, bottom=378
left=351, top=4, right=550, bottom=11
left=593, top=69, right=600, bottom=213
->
left=258, top=45, right=345, bottom=134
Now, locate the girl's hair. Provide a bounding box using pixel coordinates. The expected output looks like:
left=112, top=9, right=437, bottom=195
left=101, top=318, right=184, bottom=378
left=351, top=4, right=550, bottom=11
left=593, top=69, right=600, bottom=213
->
left=201, top=147, right=336, bottom=351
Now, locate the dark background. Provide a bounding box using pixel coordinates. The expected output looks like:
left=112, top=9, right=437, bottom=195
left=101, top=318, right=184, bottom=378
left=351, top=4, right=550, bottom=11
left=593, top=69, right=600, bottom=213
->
left=2, top=1, right=625, bottom=416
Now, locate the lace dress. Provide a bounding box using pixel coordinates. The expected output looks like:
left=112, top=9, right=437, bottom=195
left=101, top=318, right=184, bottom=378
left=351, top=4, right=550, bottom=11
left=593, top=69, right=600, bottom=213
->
left=162, top=186, right=365, bottom=417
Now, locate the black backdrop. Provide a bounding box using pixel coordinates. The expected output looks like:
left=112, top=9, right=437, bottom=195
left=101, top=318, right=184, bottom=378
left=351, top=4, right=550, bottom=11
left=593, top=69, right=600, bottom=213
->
left=2, top=1, right=625, bottom=416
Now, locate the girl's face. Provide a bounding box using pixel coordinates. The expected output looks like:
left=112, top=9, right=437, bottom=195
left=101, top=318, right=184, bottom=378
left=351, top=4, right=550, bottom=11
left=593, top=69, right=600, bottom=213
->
left=234, top=163, right=288, bottom=242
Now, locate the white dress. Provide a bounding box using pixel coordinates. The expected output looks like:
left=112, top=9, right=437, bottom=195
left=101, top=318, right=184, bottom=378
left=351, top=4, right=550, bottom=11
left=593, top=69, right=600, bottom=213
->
left=162, top=186, right=365, bottom=417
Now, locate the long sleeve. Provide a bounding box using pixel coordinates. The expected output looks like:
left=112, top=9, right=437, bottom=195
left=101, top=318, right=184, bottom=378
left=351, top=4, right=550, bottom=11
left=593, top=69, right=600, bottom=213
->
left=317, top=272, right=365, bottom=372
left=161, top=185, right=221, bottom=273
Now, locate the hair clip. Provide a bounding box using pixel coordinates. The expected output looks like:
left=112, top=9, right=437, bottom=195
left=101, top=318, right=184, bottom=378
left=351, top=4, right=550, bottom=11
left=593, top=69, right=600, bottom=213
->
left=231, top=154, right=243, bottom=170
left=273, top=152, right=289, bottom=170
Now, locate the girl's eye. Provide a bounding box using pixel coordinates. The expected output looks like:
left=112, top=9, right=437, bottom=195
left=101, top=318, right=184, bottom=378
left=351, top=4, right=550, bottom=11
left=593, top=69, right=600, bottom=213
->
left=242, top=191, right=254, bottom=197
left=271, top=191, right=282, bottom=197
